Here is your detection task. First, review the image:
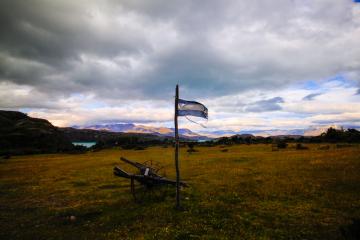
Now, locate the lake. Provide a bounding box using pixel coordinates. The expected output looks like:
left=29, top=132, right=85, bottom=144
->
left=72, top=142, right=96, bottom=148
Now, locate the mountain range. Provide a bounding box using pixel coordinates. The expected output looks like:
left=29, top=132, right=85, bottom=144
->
left=72, top=123, right=210, bottom=140
left=0, top=110, right=176, bottom=155
left=199, top=126, right=342, bottom=138
left=72, top=123, right=348, bottom=139
left=3, top=110, right=357, bottom=156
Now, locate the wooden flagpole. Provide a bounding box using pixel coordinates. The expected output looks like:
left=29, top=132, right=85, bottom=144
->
left=174, top=84, right=180, bottom=209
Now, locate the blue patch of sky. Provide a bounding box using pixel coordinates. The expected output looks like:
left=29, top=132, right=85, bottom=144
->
left=326, top=74, right=356, bottom=87
left=162, top=121, right=175, bottom=128
left=293, top=74, right=355, bottom=92
left=19, top=108, right=33, bottom=113
left=302, top=80, right=321, bottom=90
left=82, top=101, right=107, bottom=109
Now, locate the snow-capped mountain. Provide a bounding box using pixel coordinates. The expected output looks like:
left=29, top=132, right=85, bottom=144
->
left=72, top=123, right=136, bottom=132
left=200, top=125, right=349, bottom=138
left=73, top=123, right=209, bottom=140
left=73, top=123, right=357, bottom=140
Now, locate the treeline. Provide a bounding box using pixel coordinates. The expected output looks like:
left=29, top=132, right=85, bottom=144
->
left=209, top=127, right=360, bottom=146
left=92, top=127, right=360, bottom=150
left=315, top=127, right=360, bottom=143
left=92, top=135, right=174, bottom=150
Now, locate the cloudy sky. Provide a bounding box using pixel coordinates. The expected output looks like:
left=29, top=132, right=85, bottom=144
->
left=1, top=0, right=360, bottom=133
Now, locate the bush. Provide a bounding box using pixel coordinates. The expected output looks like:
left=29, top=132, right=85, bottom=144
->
left=134, top=146, right=146, bottom=151
left=277, top=141, right=288, bottom=149
left=121, top=144, right=136, bottom=150
left=296, top=143, right=308, bottom=150
left=187, top=142, right=198, bottom=153
left=187, top=142, right=195, bottom=149
left=336, top=144, right=352, bottom=148
left=318, top=145, right=330, bottom=150
left=2, top=154, right=11, bottom=159
left=91, top=141, right=105, bottom=151
left=68, top=145, right=88, bottom=154
left=187, top=148, right=198, bottom=153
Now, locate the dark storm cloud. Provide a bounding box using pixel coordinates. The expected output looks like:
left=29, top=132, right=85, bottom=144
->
left=0, top=0, right=152, bottom=98
left=0, top=1, right=144, bottom=62
left=245, top=97, right=284, bottom=112
left=0, top=0, right=359, bottom=109
left=303, top=93, right=323, bottom=101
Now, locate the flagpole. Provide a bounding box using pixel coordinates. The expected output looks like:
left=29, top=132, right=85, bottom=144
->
left=174, top=84, right=180, bottom=209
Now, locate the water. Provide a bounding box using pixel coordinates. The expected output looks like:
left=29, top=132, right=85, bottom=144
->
left=72, top=142, right=96, bottom=148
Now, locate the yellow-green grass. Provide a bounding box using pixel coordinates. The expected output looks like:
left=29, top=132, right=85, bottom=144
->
left=0, top=144, right=359, bottom=239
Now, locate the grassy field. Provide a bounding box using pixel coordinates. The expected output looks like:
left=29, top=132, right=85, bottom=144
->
left=0, top=144, right=359, bottom=239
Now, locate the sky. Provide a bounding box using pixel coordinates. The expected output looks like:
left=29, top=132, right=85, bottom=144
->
left=0, top=0, right=360, bottom=133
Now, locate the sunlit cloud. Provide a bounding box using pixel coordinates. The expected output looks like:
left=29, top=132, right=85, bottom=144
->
left=0, top=0, right=359, bottom=133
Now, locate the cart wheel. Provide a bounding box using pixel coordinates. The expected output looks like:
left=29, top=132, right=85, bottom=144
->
left=143, top=160, right=166, bottom=176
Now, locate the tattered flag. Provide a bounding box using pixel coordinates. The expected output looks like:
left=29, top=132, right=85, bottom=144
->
left=178, top=99, right=208, bottom=119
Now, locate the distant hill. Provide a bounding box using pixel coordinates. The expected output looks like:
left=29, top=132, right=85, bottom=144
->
left=199, top=125, right=350, bottom=138
left=215, top=127, right=360, bottom=144
left=59, top=127, right=173, bottom=142
left=2, top=111, right=359, bottom=155
left=73, top=123, right=347, bottom=140
left=73, top=123, right=210, bottom=141
left=0, top=111, right=179, bottom=155
left=71, top=123, right=136, bottom=132
left=0, top=110, right=73, bottom=155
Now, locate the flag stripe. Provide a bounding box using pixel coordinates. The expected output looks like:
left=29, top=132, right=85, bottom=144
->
left=179, top=103, right=205, bottom=111
left=178, top=110, right=207, bottom=119
left=177, top=98, right=208, bottom=119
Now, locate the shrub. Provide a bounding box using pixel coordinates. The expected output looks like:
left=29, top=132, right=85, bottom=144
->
left=134, top=146, right=146, bottom=151
left=296, top=143, right=308, bottom=150
left=187, top=142, right=196, bottom=149
left=318, top=145, right=330, bottom=150
left=68, top=145, right=88, bottom=154
left=2, top=154, right=11, bottom=159
left=187, top=142, right=198, bottom=153
left=277, top=141, right=288, bottom=149
left=336, top=144, right=352, bottom=148
left=187, top=148, right=198, bottom=153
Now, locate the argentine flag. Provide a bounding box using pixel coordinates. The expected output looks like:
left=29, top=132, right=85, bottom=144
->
left=178, top=99, right=208, bottom=119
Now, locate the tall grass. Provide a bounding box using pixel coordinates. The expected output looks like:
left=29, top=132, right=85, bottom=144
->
left=0, top=144, right=359, bottom=239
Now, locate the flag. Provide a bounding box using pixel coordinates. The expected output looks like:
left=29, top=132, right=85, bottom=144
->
left=177, top=99, right=208, bottom=119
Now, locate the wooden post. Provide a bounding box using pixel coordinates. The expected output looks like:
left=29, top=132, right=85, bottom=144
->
left=174, top=84, right=180, bottom=209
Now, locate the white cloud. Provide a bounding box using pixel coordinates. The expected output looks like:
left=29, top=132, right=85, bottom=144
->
left=1, top=0, right=360, bottom=131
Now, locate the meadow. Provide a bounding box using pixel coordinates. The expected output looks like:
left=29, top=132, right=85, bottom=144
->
left=0, top=144, right=359, bottom=239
